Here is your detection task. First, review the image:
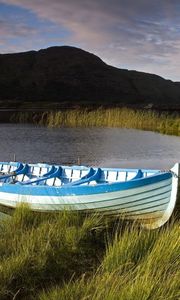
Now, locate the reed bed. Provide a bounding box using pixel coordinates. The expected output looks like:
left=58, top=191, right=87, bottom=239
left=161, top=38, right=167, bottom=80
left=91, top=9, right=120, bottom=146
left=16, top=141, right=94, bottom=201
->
left=42, top=108, right=179, bottom=136
left=0, top=205, right=179, bottom=299
left=13, top=108, right=180, bottom=136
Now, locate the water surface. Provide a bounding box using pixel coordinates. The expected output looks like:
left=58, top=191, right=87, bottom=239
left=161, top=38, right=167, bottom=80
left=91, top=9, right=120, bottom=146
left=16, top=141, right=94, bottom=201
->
left=0, top=124, right=180, bottom=169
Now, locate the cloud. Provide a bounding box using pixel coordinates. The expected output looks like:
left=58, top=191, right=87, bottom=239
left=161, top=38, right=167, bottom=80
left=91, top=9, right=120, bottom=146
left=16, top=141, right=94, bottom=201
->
left=0, top=0, right=180, bottom=80
left=0, top=19, right=37, bottom=38
left=2, top=0, right=179, bottom=45
left=0, top=15, right=40, bottom=52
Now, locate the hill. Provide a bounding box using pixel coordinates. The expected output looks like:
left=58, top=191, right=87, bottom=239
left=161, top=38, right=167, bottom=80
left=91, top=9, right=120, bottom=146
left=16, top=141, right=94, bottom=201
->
left=0, top=46, right=180, bottom=110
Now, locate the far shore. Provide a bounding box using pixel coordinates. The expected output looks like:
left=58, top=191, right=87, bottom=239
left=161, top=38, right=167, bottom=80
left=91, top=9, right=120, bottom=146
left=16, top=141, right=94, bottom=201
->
left=0, top=108, right=47, bottom=123
left=0, top=107, right=179, bottom=137
left=0, top=105, right=180, bottom=123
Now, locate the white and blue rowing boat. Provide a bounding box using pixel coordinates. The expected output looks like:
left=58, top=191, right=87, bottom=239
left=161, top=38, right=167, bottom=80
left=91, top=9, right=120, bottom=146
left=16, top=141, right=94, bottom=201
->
left=0, top=161, right=179, bottom=229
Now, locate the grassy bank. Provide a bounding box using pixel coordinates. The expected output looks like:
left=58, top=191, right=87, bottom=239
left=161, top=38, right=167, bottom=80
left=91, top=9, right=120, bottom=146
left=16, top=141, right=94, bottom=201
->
left=0, top=205, right=179, bottom=300
left=12, top=108, right=180, bottom=136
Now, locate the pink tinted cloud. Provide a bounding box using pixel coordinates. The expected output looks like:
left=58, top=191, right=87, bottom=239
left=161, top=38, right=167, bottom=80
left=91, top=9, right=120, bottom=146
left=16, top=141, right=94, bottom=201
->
left=0, top=0, right=113, bottom=45
left=0, top=19, right=37, bottom=38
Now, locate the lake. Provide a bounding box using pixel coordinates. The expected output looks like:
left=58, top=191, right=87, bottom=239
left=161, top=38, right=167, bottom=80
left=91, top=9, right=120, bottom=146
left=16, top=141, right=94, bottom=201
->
left=0, top=123, right=180, bottom=169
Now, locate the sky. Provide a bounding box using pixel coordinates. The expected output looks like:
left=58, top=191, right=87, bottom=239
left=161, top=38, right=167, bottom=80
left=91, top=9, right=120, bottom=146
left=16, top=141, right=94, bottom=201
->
left=0, top=0, right=180, bottom=81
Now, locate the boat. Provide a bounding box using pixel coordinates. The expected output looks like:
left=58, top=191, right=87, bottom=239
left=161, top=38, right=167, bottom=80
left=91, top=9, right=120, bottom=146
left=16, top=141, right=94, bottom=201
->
left=0, top=161, right=179, bottom=229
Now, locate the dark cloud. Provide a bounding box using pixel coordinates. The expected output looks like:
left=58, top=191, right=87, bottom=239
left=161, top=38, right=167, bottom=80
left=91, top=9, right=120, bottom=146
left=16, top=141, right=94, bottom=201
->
left=0, top=0, right=180, bottom=80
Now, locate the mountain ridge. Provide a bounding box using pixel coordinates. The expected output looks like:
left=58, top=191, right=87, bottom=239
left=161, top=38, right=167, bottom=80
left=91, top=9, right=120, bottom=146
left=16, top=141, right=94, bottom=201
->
left=0, top=46, right=180, bottom=110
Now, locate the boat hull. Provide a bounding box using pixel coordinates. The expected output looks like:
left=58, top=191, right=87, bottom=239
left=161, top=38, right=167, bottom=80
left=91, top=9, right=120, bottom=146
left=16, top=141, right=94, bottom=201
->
left=0, top=163, right=178, bottom=229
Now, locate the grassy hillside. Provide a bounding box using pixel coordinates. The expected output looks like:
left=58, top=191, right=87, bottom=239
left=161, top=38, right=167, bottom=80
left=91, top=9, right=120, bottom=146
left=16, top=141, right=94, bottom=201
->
left=0, top=46, right=180, bottom=109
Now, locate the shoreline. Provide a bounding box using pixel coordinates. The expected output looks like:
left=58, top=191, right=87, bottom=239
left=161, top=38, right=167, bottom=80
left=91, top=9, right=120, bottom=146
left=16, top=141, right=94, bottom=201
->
left=2, top=107, right=179, bottom=136
left=0, top=107, right=179, bottom=138
left=0, top=104, right=180, bottom=121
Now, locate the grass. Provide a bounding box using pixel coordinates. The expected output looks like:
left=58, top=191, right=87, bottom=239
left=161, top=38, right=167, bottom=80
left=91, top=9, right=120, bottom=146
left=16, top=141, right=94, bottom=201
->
left=0, top=205, right=105, bottom=300
left=38, top=220, right=180, bottom=300
left=12, top=108, right=180, bottom=136
left=0, top=205, right=179, bottom=300
left=43, top=108, right=180, bottom=136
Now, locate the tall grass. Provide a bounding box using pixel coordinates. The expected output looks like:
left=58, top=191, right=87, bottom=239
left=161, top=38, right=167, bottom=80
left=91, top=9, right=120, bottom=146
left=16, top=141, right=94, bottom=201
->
left=11, top=108, right=180, bottom=136
left=0, top=205, right=104, bottom=299
left=0, top=205, right=179, bottom=299
left=39, top=221, right=180, bottom=300
left=40, top=108, right=180, bottom=136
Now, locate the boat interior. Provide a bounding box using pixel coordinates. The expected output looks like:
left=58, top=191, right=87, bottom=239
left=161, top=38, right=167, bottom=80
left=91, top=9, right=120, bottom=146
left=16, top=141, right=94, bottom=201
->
left=0, top=162, right=158, bottom=187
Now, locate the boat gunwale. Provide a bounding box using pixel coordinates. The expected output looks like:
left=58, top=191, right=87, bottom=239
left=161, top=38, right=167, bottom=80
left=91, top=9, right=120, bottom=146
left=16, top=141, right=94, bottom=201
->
left=0, top=161, right=160, bottom=173
left=0, top=171, right=172, bottom=196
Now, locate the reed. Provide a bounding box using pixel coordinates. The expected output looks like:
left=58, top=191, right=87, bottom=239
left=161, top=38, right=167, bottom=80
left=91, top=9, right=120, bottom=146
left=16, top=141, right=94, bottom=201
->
left=12, top=108, right=180, bottom=136
left=0, top=205, right=179, bottom=299
left=40, top=108, right=180, bottom=136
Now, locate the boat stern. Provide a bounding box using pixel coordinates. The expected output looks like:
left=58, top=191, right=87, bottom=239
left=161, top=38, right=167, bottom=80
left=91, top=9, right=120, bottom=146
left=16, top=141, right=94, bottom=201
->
left=143, top=163, right=179, bottom=229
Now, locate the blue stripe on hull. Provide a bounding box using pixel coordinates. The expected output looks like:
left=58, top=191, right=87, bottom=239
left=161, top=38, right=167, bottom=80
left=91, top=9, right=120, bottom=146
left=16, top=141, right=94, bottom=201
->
left=93, top=194, right=171, bottom=212
left=0, top=177, right=172, bottom=211
left=0, top=172, right=172, bottom=196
